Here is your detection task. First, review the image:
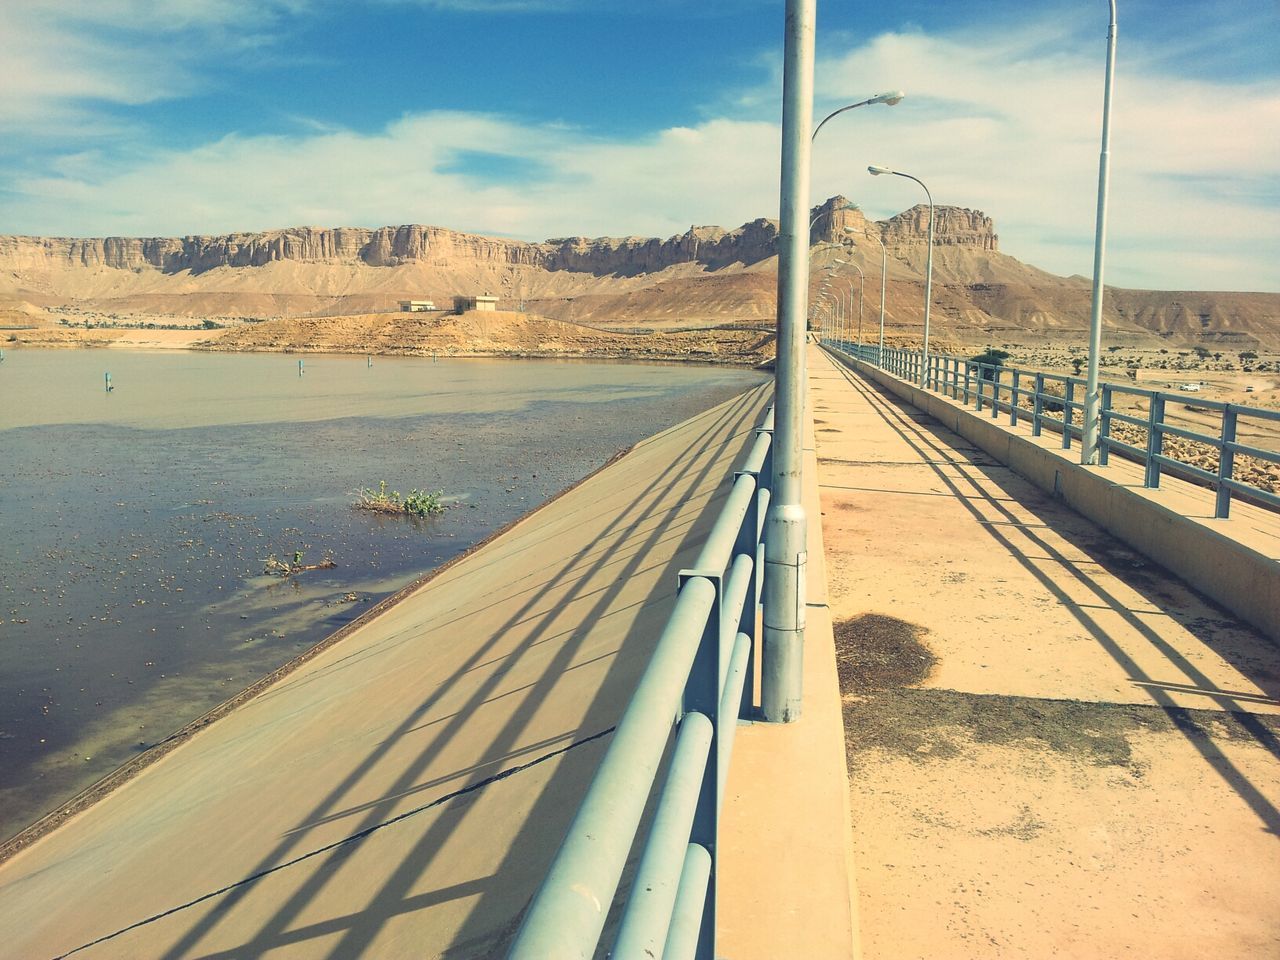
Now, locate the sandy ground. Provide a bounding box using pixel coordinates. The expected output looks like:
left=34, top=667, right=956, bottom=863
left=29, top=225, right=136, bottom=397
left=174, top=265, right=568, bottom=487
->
left=3, top=325, right=229, bottom=350
left=809, top=347, right=1280, bottom=960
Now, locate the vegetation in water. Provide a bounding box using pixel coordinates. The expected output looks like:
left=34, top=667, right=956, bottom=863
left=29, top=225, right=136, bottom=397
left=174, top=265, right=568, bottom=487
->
left=262, top=550, right=336, bottom=577
left=354, top=480, right=446, bottom=519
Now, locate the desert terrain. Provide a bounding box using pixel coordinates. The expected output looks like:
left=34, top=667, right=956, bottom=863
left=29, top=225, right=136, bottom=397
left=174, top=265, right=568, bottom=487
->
left=2, top=195, right=1277, bottom=386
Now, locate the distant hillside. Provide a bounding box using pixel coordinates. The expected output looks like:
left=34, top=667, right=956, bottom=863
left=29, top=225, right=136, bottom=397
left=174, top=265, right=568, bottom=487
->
left=2, top=198, right=1277, bottom=349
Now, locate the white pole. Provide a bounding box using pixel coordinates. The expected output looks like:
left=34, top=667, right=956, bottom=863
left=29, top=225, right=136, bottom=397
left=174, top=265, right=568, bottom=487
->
left=874, top=231, right=887, bottom=363
left=1082, top=1, right=1118, bottom=465
left=762, top=0, right=815, bottom=723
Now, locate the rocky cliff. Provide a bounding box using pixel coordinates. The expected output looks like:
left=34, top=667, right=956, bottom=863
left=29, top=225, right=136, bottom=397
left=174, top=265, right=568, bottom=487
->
left=0, top=197, right=992, bottom=282
left=881, top=205, right=998, bottom=251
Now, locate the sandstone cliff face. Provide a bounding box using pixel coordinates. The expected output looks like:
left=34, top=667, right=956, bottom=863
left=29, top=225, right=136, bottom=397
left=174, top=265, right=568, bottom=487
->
left=880, top=205, right=998, bottom=251
left=0, top=197, right=997, bottom=283
left=0, top=220, right=783, bottom=279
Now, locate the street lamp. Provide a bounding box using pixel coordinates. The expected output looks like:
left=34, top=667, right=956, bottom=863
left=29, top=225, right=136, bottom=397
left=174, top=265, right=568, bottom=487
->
left=1082, top=1, right=1118, bottom=465
left=813, top=91, right=905, bottom=141
left=809, top=92, right=905, bottom=245
left=869, top=164, right=933, bottom=387
left=850, top=226, right=889, bottom=365
left=822, top=263, right=858, bottom=349
left=827, top=260, right=865, bottom=353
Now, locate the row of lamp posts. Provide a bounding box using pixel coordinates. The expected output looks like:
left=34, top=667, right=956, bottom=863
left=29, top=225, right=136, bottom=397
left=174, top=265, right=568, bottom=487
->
left=768, top=0, right=1118, bottom=719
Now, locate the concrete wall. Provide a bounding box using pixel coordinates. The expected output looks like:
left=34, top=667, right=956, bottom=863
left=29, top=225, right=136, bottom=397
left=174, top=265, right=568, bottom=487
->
left=835, top=350, right=1279, bottom=642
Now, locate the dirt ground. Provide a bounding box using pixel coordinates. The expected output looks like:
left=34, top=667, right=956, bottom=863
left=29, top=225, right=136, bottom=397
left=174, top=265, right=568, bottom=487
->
left=810, top=348, right=1280, bottom=960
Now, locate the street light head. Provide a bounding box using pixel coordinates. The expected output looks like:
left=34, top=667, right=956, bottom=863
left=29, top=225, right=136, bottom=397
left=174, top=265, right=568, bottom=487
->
left=871, top=90, right=906, bottom=106
left=868, top=164, right=893, bottom=176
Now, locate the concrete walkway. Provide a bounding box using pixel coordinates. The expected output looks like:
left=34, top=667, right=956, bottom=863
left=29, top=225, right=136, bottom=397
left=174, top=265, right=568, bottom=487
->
left=0, top=387, right=774, bottom=959
left=811, top=346, right=1280, bottom=959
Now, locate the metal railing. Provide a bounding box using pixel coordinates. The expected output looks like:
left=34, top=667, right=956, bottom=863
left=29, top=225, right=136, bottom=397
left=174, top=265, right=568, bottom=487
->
left=827, top=340, right=1280, bottom=519
left=507, top=407, right=775, bottom=960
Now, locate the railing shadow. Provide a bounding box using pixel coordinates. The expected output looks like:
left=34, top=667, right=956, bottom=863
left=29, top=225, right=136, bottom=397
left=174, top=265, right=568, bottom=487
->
left=125, top=385, right=773, bottom=960
left=821, top=356, right=1280, bottom=837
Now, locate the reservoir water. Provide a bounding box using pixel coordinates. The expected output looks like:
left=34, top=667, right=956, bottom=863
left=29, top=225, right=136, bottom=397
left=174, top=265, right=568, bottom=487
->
left=0, top=349, right=767, bottom=840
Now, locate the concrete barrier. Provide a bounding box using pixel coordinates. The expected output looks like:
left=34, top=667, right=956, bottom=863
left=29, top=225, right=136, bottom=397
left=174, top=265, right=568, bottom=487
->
left=835, top=351, right=1279, bottom=642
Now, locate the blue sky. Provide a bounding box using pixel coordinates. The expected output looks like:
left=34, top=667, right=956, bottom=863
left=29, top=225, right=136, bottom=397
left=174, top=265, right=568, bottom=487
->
left=1, top=0, right=1277, bottom=291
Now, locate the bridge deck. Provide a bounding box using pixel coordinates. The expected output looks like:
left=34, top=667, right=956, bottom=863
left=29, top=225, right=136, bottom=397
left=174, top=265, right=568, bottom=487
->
left=812, top=346, right=1280, bottom=959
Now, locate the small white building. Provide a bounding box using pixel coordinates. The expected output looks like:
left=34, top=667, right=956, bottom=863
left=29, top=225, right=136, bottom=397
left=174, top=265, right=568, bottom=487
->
left=454, top=295, right=499, bottom=313
left=399, top=300, right=436, bottom=312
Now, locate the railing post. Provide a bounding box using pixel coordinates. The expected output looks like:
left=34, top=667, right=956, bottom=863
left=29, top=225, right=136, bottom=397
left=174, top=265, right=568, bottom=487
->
left=1033, top=372, right=1044, bottom=437
left=963, top=361, right=972, bottom=404
left=734, top=458, right=765, bottom=718
left=975, top=367, right=985, bottom=412
left=677, top=570, right=721, bottom=960
left=1144, top=394, right=1165, bottom=488
left=1099, top=385, right=1113, bottom=465
left=1216, top=406, right=1238, bottom=518
left=1010, top=369, right=1021, bottom=426
left=1063, top=380, right=1076, bottom=449
left=991, top=367, right=1001, bottom=420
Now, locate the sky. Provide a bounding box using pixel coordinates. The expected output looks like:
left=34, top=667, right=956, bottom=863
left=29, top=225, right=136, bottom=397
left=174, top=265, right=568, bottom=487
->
left=0, top=0, right=1277, bottom=292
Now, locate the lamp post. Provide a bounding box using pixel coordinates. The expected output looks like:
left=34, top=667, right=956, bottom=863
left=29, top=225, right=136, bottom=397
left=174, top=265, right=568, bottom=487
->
left=1082, top=1, right=1118, bottom=465
left=762, top=0, right=816, bottom=724
left=827, top=261, right=865, bottom=353
left=856, top=227, right=889, bottom=365
left=822, top=265, right=857, bottom=349
left=869, top=164, right=933, bottom=387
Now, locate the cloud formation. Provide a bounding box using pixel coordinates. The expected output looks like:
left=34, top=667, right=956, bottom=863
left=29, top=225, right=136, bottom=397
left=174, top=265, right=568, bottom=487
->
left=0, top=7, right=1276, bottom=292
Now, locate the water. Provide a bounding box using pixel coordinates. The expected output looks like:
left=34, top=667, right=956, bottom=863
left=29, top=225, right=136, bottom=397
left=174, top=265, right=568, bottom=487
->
left=0, top=350, right=766, bottom=840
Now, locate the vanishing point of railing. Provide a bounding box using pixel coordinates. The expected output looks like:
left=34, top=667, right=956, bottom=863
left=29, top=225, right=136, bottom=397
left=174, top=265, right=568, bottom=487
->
left=506, top=406, right=775, bottom=960
left=827, top=340, right=1280, bottom=519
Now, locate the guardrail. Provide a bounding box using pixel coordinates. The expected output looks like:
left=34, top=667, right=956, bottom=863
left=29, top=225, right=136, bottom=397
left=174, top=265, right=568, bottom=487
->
left=828, top=340, right=1280, bottom=519
left=507, top=406, right=775, bottom=960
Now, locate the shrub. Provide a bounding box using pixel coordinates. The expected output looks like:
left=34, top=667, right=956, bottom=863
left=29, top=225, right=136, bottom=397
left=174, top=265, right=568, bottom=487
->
left=969, top=348, right=1009, bottom=381
left=355, top=480, right=445, bottom=518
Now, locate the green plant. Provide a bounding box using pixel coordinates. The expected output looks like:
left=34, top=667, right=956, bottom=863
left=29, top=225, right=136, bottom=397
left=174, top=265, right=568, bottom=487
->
left=969, top=348, right=1009, bottom=381
left=354, top=480, right=445, bottom=519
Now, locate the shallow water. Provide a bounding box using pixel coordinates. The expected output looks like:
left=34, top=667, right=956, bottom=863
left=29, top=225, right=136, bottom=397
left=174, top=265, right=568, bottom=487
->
left=0, top=350, right=766, bottom=840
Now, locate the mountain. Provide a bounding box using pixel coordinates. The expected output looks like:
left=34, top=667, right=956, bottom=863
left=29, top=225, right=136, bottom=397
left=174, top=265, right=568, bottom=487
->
left=1, top=199, right=1277, bottom=349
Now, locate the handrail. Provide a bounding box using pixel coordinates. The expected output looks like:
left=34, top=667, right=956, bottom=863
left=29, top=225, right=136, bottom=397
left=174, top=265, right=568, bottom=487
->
left=507, top=405, right=774, bottom=960
left=826, top=340, right=1280, bottom=519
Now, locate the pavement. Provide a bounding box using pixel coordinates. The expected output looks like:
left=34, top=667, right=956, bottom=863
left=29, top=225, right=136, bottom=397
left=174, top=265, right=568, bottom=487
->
left=811, top=345, right=1280, bottom=959
left=0, top=386, right=785, bottom=960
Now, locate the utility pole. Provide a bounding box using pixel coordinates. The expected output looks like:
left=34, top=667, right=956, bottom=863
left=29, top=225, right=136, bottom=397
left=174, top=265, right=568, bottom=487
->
left=762, top=0, right=815, bottom=722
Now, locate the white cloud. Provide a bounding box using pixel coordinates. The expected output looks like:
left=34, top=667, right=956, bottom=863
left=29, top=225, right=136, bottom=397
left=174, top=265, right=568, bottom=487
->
left=812, top=26, right=1280, bottom=291
left=0, top=13, right=1276, bottom=292
left=3, top=112, right=781, bottom=242
left=0, top=1, right=302, bottom=139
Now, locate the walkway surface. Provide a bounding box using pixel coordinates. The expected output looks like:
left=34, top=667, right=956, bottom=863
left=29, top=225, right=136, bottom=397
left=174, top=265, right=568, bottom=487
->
left=811, top=345, right=1280, bottom=960
left=0, top=388, right=773, bottom=960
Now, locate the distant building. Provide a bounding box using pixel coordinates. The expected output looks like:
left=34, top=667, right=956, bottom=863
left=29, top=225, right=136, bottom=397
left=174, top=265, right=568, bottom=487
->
left=399, top=300, right=435, bottom=312
left=454, top=295, right=499, bottom=313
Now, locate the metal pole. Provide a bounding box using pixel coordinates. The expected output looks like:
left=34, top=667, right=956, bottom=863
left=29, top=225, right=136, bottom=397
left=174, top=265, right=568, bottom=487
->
left=762, top=0, right=813, bottom=724
left=918, top=183, right=934, bottom=387
left=874, top=231, right=887, bottom=364
left=1082, top=1, right=1117, bottom=465
left=856, top=266, right=865, bottom=350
